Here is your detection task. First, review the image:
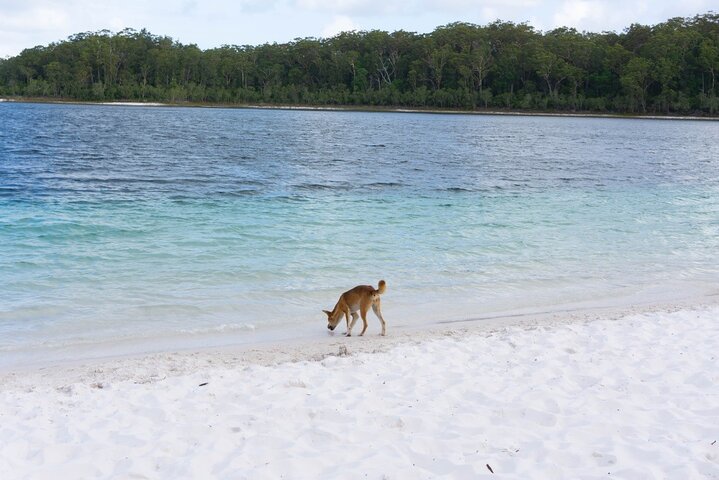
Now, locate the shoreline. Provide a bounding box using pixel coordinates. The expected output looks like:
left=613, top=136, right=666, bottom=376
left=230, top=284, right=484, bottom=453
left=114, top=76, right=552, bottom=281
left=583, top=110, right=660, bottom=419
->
left=3, top=293, right=717, bottom=390
left=2, top=298, right=718, bottom=478
left=2, top=95, right=718, bottom=121
left=1, top=285, right=715, bottom=372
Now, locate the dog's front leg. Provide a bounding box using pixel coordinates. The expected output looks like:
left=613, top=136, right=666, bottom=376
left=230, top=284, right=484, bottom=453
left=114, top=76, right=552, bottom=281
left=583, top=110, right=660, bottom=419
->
left=348, top=312, right=359, bottom=336
left=344, top=309, right=353, bottom=336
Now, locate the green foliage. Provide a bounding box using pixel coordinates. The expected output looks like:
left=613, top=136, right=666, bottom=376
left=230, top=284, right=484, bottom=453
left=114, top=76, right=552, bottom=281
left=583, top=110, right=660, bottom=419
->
left=1, top=14, right=718, bottom=114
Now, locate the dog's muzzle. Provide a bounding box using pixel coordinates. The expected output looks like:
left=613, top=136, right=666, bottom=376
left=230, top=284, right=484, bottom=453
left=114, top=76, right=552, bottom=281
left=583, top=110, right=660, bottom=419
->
left=327, top=324, right=335, bottom=331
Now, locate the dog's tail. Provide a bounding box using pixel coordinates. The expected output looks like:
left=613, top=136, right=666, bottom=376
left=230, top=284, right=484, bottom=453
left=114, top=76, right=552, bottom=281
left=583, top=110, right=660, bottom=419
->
left=376, top=280, right=386, bottom=295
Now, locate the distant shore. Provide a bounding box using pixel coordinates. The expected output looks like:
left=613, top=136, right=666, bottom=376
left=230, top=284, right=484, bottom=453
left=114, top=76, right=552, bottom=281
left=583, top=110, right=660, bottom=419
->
left=2, top=95, right=718, bottom=121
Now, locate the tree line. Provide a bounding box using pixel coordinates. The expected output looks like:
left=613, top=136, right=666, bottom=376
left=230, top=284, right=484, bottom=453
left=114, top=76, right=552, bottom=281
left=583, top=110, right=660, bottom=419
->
left=1, top=13, right=718, bottom=114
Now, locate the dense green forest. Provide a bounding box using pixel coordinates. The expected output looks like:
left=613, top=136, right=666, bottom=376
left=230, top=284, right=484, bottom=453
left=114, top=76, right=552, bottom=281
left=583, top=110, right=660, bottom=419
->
left=1, top=13, right=718, bottom=114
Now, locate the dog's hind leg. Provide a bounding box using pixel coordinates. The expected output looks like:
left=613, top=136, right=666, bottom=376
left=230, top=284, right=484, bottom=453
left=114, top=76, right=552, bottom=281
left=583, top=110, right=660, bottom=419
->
left=372, top=300, right=386, bottom=336
left=359, top=304, right=369, bottom=336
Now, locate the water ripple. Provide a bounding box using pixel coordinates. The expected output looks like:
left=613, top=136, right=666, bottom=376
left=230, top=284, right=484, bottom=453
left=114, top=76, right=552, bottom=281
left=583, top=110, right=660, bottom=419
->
left=1, top=103, right=718, bottom=355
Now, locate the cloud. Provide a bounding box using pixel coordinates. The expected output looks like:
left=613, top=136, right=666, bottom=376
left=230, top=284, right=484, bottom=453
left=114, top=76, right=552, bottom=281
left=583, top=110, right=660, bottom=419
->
left=423, top=0, right=539, bottom=8
left=295, top=0, right=540, bottom=16
left=322, top=15, right=361, bottom=37
left=0, top=4, right=69, bottom=31
left=295, top=0, right=404, bottom=15
left=552, top=1, right=601, bottom=30
left=1, top=0, right=715, bottom=58
left=237, top=0, right=280, bottom=13
left=0, top=3, right=72, bottom=56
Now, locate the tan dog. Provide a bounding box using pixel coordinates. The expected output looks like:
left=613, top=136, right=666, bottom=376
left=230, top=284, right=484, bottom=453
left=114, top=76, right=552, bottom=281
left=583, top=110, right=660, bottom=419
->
left=324, top=280, right=387, bottom=336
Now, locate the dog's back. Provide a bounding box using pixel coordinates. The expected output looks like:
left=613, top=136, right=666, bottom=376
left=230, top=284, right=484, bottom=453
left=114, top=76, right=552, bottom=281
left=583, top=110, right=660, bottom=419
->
left=342, top=280, right=386, bottom=304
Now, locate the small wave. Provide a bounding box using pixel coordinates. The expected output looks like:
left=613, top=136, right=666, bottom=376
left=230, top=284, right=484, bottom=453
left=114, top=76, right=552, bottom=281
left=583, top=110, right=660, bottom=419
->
left=217, top=189, right=261, bottom=197
left=180, top=323, right=256, bottom=334
left=167, top=191, right=262, bottom=204
left=37, top=176, right=217, bottom=186
left=32, top=223, right=103, bottom=239
left=271, top=194, right=312, bottom=203
left=443, top=187, right=474, bottom=192
left=133, top=304, right=205, bottom=315
left=365, top=182, right=404, bottom=188
left=9, top=147, right=45, bottom=156
left=296, top=182, right=347, bottom=191
left=236, top=179, right=267, bottom=187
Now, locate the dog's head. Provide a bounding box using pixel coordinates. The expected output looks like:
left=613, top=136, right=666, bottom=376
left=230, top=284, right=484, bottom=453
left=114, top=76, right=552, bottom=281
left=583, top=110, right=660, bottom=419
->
left=323, top=309, right=340, bottom=331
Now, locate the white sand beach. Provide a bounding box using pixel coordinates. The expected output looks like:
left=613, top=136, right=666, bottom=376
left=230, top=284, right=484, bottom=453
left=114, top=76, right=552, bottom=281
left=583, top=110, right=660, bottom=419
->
left=98, top=102, right=167, bottom=107
left=1, top=303, right=718, bottom=479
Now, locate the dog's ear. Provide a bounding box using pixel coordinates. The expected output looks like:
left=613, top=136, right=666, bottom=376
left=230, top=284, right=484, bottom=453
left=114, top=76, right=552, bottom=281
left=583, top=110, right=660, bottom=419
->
left=322, top=309, right=331, bottom=317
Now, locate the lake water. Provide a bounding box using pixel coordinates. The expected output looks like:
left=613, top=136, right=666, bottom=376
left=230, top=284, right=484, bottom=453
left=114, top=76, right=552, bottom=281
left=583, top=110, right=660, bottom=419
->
left=1, top=103, right=718, bottom=365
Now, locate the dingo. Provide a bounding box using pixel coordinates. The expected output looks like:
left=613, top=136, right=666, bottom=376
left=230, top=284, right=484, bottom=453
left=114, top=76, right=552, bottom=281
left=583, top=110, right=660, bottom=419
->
left=324, top=280, right=387, bottom=336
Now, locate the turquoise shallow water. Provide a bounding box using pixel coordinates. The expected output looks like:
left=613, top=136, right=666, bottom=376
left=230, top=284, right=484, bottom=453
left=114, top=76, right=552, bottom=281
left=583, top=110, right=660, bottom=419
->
left=1, top=103, right=718, bottom=362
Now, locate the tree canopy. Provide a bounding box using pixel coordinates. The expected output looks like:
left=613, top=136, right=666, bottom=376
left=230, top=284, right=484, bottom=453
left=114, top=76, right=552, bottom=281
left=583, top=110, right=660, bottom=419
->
left=1, top=13, right=718, bottom=114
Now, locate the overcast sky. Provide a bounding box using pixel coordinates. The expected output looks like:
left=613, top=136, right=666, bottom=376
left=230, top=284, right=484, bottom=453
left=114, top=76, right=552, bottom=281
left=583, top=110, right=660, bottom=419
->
left=0, top=0, right=715, bottom=58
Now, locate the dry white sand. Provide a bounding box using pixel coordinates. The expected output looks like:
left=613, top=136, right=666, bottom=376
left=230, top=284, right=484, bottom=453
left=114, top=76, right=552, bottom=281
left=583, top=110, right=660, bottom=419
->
left=98, top=102, right=166, bottom=107
left=1, top=303, right=718, bottom=479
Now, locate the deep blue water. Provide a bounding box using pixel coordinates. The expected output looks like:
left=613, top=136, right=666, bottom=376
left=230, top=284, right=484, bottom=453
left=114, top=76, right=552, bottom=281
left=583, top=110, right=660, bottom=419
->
left=1, top=102, right=718, bottom=361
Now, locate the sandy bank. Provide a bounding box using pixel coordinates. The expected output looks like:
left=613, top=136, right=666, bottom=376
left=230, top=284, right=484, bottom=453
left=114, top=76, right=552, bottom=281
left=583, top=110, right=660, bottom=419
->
left=1, top=301, right=718, bottom=478
left=2, top=96, right=718, bottom=121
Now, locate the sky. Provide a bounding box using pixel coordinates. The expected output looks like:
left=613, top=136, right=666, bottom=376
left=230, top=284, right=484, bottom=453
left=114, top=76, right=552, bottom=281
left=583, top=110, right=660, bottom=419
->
left=0, top=0, right=715, bottom=58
